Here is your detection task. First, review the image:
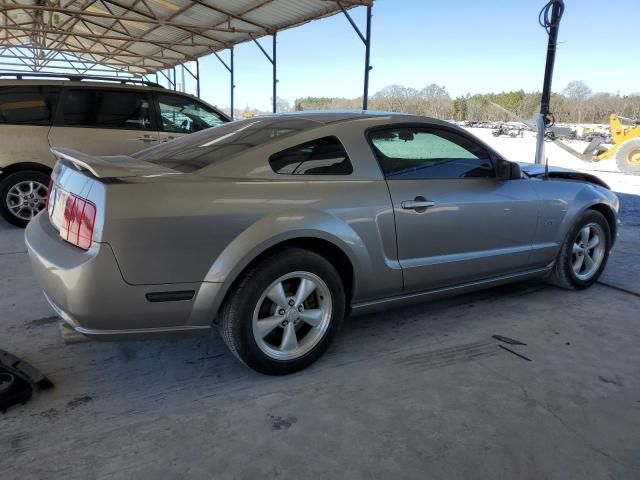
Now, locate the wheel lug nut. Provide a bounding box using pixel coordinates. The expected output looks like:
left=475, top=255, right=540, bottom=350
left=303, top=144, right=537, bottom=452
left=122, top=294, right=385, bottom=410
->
left=282, top=320, right=288, bottom=326
left=298, top=305, right=303, bottom=312
left=278, top=309, right=285, bottom=315
left=288, top=299, right=295, bottom=306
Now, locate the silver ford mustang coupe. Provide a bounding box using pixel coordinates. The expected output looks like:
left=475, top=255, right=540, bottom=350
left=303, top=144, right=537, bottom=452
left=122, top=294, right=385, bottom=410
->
left=26, top=111, right=618, bottom=374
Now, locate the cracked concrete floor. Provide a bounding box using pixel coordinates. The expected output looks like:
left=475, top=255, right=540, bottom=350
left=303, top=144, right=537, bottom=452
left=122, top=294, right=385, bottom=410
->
left=1, top=212, right=640, bottom=479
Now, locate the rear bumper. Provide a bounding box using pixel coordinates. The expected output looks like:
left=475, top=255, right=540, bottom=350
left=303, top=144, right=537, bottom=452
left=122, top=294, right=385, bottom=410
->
left=25, top=212, right=224, bottom=339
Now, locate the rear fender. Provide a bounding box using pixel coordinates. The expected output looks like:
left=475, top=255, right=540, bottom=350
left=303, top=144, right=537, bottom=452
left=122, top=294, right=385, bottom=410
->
left=203, top=208, right=374, bottom=297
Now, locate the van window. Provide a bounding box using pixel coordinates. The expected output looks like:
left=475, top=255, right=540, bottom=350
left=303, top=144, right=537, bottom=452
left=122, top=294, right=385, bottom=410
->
left=0, top=86, right=60, bottom=125
left=158, top=94, right=226, bottom=133
left=60, top=89, right=152, bottom=130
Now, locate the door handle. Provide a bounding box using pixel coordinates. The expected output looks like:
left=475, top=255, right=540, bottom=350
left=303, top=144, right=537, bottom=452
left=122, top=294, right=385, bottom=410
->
left=401, top=197, right=435, bottom=212
left=137, top=135, right=157, bottom=143
left=162, top=136, right=175, bottom=143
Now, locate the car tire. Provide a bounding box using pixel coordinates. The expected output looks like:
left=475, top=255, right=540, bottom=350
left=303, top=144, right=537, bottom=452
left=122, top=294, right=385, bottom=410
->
left=615, top=138, right=640, bottom=175
left=0, top=170, right=50, bottom=228
left=548, top=209, right=611, bottom=290
left=219, top=248, right=345, bottom=375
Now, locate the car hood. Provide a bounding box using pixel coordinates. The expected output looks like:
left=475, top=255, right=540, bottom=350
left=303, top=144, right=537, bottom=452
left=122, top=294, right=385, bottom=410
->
left=518, top=163, right=610, bottom=190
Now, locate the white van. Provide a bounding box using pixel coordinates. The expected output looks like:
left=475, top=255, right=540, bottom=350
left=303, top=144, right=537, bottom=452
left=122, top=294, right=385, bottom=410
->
left=0, top=74, right=230, bottom=227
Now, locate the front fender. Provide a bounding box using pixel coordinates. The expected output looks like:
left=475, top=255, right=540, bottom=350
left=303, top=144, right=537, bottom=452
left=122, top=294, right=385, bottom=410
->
left=555, top=184, right=619, bottom=248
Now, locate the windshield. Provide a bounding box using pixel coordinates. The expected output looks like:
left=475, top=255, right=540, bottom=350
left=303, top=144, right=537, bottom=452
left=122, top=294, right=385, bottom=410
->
left=133, top=117, right=319, bottom=173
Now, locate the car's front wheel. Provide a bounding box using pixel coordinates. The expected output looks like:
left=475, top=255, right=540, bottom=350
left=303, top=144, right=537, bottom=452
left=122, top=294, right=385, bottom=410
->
left=0, top=170, right=50, bottom=228
left=219, top=248, right=345, bottom=375
left=548, top=209, right=611, bottom=290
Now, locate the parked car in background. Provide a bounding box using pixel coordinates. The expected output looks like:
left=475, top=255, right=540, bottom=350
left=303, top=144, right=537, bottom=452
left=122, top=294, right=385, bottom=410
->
left=26, top=112, right=618, bottom=375
left=0, top=74, right=229, bottom=227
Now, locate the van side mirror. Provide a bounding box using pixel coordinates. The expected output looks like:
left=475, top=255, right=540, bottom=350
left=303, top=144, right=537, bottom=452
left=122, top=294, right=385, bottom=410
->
left=496, top=158, right=522, bottom=180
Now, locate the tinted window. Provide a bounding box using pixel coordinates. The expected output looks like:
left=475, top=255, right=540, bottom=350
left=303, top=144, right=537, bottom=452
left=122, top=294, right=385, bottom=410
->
left=369, top=127, right=494, bottom=179
left=0, top=86, right=60, bottom=125
left=158, top=94, right=226, bottom=133
left=134, top=117, right=318, bottom=173
left=60, top=89, right=152, bottom=130
left=269, top=137, right=352, bottom=175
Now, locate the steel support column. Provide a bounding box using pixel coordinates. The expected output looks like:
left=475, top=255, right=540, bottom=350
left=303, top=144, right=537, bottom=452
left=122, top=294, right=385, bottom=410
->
left=250, top=33, right=277, bottom=113
left=272, top=33, right=277, bottom=113
left=535, top=0, right=565, bottom=166
left=182, top=61, right=201, bottom=98
left=196, top=59, right=200, bottom=98
left=214, top=47, right=235, bottom=118
left=337, top=1, right=373, bottom=110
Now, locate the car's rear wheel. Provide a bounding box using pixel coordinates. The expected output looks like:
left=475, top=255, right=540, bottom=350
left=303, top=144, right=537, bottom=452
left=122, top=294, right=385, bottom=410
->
left=0, top=170, right=50, bottom=228
left=548, top=209, right=611, bottom=290
left=219, top=248, right=345, bottom=375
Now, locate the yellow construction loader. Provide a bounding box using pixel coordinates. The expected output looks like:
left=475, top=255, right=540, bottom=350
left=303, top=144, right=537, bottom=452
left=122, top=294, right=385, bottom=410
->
left=554, top=113, right=640, bottom=174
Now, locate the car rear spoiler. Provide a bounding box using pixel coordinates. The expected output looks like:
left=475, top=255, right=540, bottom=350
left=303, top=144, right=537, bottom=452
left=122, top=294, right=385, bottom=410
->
left=51, top=148, right=179, bottom=179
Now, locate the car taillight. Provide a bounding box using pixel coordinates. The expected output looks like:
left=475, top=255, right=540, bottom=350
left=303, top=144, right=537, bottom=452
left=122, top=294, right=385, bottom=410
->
left=61, top=194, right=96, bottom=250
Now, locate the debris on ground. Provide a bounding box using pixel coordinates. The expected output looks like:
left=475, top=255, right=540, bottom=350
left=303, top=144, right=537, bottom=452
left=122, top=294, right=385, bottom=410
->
left=0, top=349, right=53, bottom=413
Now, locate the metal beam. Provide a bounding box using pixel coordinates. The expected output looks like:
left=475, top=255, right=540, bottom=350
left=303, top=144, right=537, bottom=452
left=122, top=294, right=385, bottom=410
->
left=196, top=59, right=200, bottom=98
left=337, top=1, right=373, bottom=110
left=272, top=33, right=277, bottom=114
left=213, top=48, right=235, bottom=118
left=249, top=33, right=277, bottom=113
left=0, top=4, right=256, bottom=34
left=363, top=5, right=372, bottom=110
left=0, top=0, right=374, bottom=78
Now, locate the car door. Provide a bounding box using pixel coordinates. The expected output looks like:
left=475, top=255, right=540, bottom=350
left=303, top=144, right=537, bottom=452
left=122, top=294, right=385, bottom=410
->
left=49, top=87, right=159, bottom=155
left=156, top=93, right=227, bottom=144
left=368, top=125, right=540, bottom=293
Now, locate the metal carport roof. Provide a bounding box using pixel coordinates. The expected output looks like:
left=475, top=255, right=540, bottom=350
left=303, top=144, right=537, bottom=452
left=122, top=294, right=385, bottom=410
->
left=0, top=0, right=372, bottom=75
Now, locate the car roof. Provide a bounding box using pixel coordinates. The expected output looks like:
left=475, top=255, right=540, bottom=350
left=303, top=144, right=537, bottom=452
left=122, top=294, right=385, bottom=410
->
left=0, top=78, right=164, bottom=91
left=254, top=110, right=452, bottom=128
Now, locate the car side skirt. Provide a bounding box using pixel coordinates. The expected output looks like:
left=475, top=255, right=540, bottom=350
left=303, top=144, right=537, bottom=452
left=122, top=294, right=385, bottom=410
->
left=350, top=266, right=553, bottom=316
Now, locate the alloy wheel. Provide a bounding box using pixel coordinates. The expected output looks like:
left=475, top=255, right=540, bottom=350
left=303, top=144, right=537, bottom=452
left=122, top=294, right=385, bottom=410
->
left=252, top=271, right=332, bottom=361
left=6, top=180, right=48, bottom=222
left=571, top=222, right=606, bottom=281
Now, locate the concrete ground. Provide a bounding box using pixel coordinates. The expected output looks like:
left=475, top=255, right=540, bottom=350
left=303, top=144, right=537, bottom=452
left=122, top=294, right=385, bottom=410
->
left=1, top=137, right=639, bottom=479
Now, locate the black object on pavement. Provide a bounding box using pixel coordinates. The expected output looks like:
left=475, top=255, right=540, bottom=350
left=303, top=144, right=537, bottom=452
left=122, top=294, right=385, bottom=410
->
left=492, top=335, right=528, bottom=346
left=498, top=345, right=532, bottom=362
left=0, top=349, right=53, bottom=413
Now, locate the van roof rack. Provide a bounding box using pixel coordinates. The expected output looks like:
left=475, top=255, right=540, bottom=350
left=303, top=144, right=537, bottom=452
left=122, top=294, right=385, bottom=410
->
left=0, top=72, right=163, bottom=88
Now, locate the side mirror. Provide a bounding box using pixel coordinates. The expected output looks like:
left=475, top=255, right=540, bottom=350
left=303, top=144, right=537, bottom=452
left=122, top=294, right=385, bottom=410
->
left=496, top=158, right=522, bottom=180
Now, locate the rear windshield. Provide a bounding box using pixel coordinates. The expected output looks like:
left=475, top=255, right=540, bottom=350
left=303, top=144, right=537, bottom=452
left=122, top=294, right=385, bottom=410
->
left=133, top=117, right=319, bottom=173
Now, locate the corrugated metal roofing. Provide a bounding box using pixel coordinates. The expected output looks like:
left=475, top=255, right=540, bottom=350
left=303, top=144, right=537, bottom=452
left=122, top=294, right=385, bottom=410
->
left=0, top=0, right=372, bottom=75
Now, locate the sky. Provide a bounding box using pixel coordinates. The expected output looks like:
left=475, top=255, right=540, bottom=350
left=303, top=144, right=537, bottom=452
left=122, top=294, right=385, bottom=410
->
left=188, top=0, right=640, bottom=111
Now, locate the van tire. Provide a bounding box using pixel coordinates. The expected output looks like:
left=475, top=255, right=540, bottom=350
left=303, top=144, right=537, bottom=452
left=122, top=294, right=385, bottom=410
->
left=0, top=170, right=50, bottom=228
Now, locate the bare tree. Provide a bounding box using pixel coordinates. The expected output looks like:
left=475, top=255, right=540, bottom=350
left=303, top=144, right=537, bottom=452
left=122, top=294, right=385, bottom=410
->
left=563, top=80, right=592, bottom=123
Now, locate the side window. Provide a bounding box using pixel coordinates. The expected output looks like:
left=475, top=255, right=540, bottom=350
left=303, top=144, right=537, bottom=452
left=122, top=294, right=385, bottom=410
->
left=60, top=89, right=152, bottom=130
left=269, top=136, right=353, bottom=175
left=0, top=86, right=60, bottom=125
left=369, top=127, right=494, bottom=179
left=158, top=94, right=226, bottom=134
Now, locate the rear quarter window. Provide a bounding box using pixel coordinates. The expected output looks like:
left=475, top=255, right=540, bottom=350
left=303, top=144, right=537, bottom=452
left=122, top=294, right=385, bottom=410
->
left=269, top=136, right=353, bottom=175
